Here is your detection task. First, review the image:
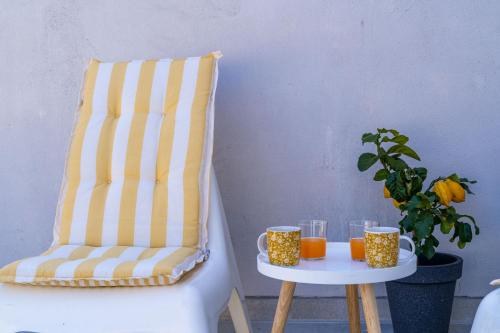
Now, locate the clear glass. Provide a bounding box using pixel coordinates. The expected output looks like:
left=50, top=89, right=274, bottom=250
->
left=349, top=220, right=380, bottom=261
left=298, top=220, right=327, bottom=260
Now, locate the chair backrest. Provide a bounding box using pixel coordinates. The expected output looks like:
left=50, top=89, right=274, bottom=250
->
left=52, top=52, right=221, bottom=249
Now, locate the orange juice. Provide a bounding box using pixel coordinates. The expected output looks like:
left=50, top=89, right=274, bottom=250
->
left=350, top=237, right=365, bottom=261
left=300, top=237, right=326, bottom=259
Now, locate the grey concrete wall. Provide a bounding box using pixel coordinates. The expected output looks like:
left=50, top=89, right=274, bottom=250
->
left=0, top=0, right=499, bottom=300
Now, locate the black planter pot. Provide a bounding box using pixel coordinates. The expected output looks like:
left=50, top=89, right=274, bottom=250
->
left=386, top=252, right=463, bottom=333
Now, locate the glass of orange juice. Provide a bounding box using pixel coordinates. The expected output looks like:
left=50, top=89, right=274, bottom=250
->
left=349, top=220, right=379, bottom=261
left=298, top=220, right=327, bottom=260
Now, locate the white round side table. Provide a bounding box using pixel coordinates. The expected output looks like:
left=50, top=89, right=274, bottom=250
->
left=257, top=242, right=417, bottom=333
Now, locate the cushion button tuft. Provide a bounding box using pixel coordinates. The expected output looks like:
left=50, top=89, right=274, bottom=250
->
left=107, top=180, right=112, bottom=184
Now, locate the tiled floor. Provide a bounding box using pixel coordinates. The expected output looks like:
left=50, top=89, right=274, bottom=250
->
left=218, top=296, right=477, bottom=333
left=219, top=320, right=394, bottom=333
left=218, top=320, right=472, bottom=333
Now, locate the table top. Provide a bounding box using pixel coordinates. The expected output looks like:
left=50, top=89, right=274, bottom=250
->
left=257, top=242, right=416, bottom=285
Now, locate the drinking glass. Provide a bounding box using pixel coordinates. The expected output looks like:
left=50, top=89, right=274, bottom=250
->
left=349, top=220, right=379, bottom=261
left=298, top=220, right=327, bottom=260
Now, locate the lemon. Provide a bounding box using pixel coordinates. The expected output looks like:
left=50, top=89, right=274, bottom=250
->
left=384, top=186, right=391, bottom=198
left=392, top=199, right=405, bottom=208
left=445, top=179, right=465, bottom=203
left=434, top=180, right=452, bottom=207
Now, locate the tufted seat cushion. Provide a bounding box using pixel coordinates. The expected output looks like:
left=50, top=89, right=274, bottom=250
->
left=0, top=52, right=220, bottom=286
left=0, top=245, right=204, bottom=286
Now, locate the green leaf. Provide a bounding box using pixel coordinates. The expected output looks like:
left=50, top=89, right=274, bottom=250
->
left=406, top=194, right=426, bottom=210
left=459, top=223, right=473, bottom=242
left=400, top=214, right=416, bottom=232
left=457, top=214, right=479, bottom=235
left=414, top=214, right=434, bottom=240
left=433, top=215, right=441, bottom=226
left=426, top=192, right=438, bottom=203
left=454, top=222, right=472, bottom=246
left=392, top=135, right=409, bottom=144
left=429, top=235, right=440, bottom=247
left=440, top=218, right=454, bottom=234
left=388, top=129, right=400, bottom=136
left=386, top=156, right=408, bottom=171
left=447, top=173, right=460, bottom=182
left=362, top=133, right=379, bottom=144
left=377, top=128, right=400, bottom=136
left=386, top=172, right=407, bottom=202
left=381, top=135, right=408, bottom=144
left=459, top=177, right=477, bottom=184
left=410, top=175, right=424, bottom=194
left=450, top=223, right=460, bottom=243
left=387, top=145, right=421, bottom=161
left=422, top=238, right=436, bottom=259
left=373, top=169, right=390, bottom=181
left=446, top=206, right=457, bottom=215
left=357, top=153, right=379, bottom=172
left=414, top=167, right=428, bottom=180
left=458, top=240, right=466, bottom=249
left=440, top=207, right=455, bottom=230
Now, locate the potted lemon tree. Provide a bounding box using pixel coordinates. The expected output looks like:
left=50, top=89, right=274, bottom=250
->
left=357, top=128, right=478, bottom=333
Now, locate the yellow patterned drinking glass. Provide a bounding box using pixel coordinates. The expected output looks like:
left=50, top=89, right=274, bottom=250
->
left=364, top=227, right=415, bottom=268
left=257, top=226, right=301, bottom=266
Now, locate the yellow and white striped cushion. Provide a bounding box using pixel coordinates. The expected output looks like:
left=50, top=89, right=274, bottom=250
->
left=54, top=52, right=219, bottom=248
left=0, top=52, right=220, bottom=286
left=0, top=245, right=205, bottom=286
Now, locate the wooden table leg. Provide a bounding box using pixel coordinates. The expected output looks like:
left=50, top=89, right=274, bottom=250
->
left=271, top=281, right=296, bottom=333
left=345, top=284, right=361, bottom=333
left=359, top=284, right=381, bottom=333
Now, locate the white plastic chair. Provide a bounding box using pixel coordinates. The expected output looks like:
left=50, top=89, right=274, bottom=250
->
left=0, top=169, right=252, bottom=333
left=471, top=280, right=500, bottom=333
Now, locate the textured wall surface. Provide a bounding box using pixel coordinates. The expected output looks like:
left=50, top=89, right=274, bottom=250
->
left=0, top=1, right=499, bottom=299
